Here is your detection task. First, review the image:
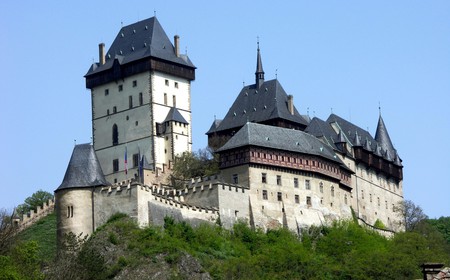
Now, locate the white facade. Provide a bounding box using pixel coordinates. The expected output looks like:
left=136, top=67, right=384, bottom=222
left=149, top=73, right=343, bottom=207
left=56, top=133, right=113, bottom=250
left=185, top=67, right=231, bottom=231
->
left=91, top=70, right=192, bottom=184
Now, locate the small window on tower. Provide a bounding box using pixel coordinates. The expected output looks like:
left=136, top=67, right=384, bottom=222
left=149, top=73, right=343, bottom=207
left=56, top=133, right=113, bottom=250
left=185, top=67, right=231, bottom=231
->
left=129, top=96, right=133, bottom=109
left=262, top=173, right=267, bottom=183
left=294, top=178, right=299, bottom=188
left=232, top=174, right=238, bottom=184
left=164, top=93, right=167, bottom=105
left=113, top=159, right=119, bottom=172
left=165, top=79, right=169, bottom=86
left=133, top=154, right=139, bottom=167
left=305, top=179, right=310, bottom=190
left=105, top=89, right=109, bottom=96
left=174, top=82, right=178, bottom=88
left=139, top=92, right=143, bottom=105
left=118, top=84, right=123, bottom=91
left=277, top=192, right=282, bottom=201
left=172, top=95, right=176, bottom=107
left=295, top=195, right=299, bottom=204
left=306, top=196, right=312, bottom=207
left=113, top=106, right=117, bottom=114
left=132, top=80, right=137, bottom=87
left=262, top=190, right=268, bottom=200
left=276, top=175, right=282, bottom=186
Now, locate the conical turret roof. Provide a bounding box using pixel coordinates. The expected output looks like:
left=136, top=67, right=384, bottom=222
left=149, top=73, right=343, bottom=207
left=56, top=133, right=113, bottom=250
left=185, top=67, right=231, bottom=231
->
left=56, top=144, right=109, bottom=191
left=374, top=115, right=396, bottom=160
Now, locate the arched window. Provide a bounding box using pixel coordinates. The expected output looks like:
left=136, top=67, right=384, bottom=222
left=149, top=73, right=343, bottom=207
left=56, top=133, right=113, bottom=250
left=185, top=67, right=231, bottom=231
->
left=112, top=124, right=118, bottom=146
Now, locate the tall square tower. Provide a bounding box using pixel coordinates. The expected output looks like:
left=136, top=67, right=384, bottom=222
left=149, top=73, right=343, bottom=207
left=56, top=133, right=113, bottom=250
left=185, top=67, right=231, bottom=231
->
left=85, top=17, right=195, bottom=184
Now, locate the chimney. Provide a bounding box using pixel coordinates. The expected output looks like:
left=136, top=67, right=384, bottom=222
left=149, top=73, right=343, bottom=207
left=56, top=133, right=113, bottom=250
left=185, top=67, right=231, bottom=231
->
left=174, top=35, right=180, bottom=57
left=99, top=43, right=105, bottom=65
left=287, top=95, right=294, bottom=115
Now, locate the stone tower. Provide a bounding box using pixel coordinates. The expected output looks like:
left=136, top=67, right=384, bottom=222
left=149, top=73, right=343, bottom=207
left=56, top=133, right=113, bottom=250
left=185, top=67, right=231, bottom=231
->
left=84, top=17, right=196, bottom=184
left=55, top=144, right=109, bottom=247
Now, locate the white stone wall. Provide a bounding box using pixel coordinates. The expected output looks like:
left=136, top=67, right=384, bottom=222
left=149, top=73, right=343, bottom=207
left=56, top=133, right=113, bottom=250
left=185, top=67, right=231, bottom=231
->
left=91, top=70, right=192, bottom=183
left=352, top=164, right=404, bottom=231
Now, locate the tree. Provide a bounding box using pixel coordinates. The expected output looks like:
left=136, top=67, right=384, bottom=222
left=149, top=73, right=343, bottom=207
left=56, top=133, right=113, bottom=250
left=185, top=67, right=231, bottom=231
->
left=0, top=208, right=18, bottom=254
left=171, top=148, right=219, bottom=187
left=15, top=190, right=53, bottom=216
left=394, top=200, right=428, bottom=232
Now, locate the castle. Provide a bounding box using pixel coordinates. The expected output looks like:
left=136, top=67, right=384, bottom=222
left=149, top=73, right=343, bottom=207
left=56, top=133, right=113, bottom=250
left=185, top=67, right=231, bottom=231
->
left=55, top=16, right=404, bottom=245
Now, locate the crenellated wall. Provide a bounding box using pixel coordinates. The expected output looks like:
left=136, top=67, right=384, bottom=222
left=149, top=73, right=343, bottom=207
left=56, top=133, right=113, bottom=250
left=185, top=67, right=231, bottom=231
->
left=16, top=199, right=55, bottom=231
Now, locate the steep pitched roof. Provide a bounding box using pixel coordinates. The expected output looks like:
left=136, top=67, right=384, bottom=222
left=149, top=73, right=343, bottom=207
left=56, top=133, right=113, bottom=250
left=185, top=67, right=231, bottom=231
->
left=374, top=115, right=396, bottom=160
left=306, top=113, right=401, bottom=164
left=86, top=17, right=195, bottom=77
left=56, top=144, right=109, bottom=191
left=163, top=107, right=188, bottom=124
left=210, top=79, right=308, bottom=133
left=218, top=122, right=344, bottom=165
left=304, top=117, right=338, bottom=149
left=206, top=119, right=222, bottom=134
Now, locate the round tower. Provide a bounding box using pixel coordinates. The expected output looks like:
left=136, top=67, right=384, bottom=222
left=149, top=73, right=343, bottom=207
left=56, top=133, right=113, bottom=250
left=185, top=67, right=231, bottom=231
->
left=55, top=143, right=109, bottom=248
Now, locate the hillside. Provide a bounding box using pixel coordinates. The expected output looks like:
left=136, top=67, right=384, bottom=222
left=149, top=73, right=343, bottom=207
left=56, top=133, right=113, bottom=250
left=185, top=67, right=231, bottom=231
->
left=2, top=212, right=449, bottom=279
left=46, top=215, right=450, bottom=280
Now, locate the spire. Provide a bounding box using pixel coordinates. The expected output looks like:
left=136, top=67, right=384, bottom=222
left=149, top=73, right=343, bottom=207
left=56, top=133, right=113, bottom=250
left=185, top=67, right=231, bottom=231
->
left=255, top=40, right=264, bottom=88
left=374, top=114, right=395, bottom=159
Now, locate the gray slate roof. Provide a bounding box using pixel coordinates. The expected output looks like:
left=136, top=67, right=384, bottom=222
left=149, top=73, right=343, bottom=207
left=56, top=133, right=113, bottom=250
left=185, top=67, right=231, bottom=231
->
left=56, top=144, right=109, bottom=191
left=374, top=115, right=396, bottom=160
left=206, top=119, right=222, bottom=134
left=163, top=107, right=188, bottom=124
left=210, top=79, right=308, bottom=134
left=218, top=122, right=344, bottom=165
left=86, top=17, right=195, bottom=77
left=306, top=113, right=401, bottom=165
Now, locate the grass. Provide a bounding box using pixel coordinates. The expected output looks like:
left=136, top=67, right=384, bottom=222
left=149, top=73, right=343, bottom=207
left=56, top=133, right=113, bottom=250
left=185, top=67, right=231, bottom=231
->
left=17, top=211, right=57, bottom=263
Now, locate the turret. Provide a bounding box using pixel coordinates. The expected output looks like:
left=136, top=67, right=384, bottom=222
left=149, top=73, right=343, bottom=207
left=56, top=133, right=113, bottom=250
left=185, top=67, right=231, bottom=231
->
left=55, top=144, right=109, bottom=249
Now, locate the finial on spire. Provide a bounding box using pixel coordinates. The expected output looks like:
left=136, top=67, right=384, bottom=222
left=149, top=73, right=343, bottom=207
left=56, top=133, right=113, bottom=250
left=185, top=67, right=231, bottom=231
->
left=257, top=36, right=260, bottom=49
left=74, top=139, right=76, bottom=146
left=307, top=107, right=310, bottom=117
left=275, top=68, right=278, bottom=80
left=154, top=10, right=157, bottom=17
left=378, top=101, right=381, bottom=116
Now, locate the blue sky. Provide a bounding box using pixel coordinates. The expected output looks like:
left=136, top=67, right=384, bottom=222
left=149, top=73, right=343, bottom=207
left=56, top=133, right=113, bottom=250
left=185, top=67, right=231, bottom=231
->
left=1, top=1, right=449, bottom=218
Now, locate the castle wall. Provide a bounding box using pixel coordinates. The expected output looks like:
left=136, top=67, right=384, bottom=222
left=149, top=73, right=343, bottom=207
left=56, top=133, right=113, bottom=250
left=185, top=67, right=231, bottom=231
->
left=148, top=194, right=218, bottom=227
left=352, top=163, right=404, bottom=231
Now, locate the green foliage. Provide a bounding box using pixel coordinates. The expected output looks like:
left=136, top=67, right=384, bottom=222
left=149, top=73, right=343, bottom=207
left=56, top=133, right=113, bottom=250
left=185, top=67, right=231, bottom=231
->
left=171, top=148, right=219, bottom=186
left=17, top=212, right=56, bottom=262
left=4, top=212, right=450, bottom=279
left=428, top=216, right=450, bottom=244
left=107, top=212, right=128, bottom=223
left=374, top=219, right=386, bottom=229
left=15, top=190, right=53, bottom=216
left=7, top=241, right=44, bottom=280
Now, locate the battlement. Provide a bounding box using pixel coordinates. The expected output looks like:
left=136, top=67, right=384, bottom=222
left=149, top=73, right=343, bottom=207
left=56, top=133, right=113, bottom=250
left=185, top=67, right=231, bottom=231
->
left=15, top=198, right=55, bottom=231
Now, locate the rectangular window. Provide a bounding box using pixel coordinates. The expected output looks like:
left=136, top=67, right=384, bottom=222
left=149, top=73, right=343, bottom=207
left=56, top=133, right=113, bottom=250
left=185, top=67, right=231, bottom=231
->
left=174, top=82, right=178, bottom=88
left=276, top=175, right=282, bottom=186
left=294, top=178, right=298, bottom=188
left=113, top=106, right=117, bottom=114
left=118, top=84, right=123, bottom=91
left=139, top=92, right=143, bottom=106
left=165, top=79, right=169, bottom=86
left=306, top=196, right=312, bottom=207
left=277, top=192, right=282, bottom=201
left=113, top=159, right=119, bottom=172
left=129, top=96, right=133, bottom=109
left=164, top=93, right=167, bottom=105
left=305, top=179, right=310, bottom=190
left=232, top=174, right=238, bottom=184
left=295, top=195, right=299, bottom=204
left=261, top=173, right=267, bottom=183
left=262, top=190, right=268, bottom=200
left=105, top=89, right=109, bottom=96
left=173, top=95, right=176, bottom=107
left=132, top=80, right=137, bottom=87
left=133, top=154, right=139, bottom=168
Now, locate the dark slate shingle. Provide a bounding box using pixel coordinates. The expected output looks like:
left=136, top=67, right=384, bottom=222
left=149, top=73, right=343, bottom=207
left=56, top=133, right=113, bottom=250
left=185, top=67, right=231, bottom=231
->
left=211, top=79, right=308, bottom=134
left=86, top=17, right=195, bottom=77
left=218, top=122, right=344, bottom=165
left=56, top=144, right=109, bottom=191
